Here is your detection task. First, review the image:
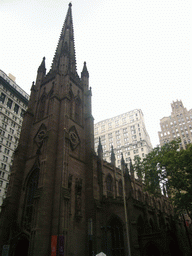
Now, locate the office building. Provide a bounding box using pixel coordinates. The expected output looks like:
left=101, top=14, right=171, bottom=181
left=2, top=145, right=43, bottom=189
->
left=0, top=70, right=29, bottom=208
left=94, top=109, right=152, bottom=168
left=158, top=100, right=192, bottom=148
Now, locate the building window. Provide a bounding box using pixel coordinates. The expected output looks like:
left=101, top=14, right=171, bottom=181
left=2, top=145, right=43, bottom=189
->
left=0, top=130, right=5, bottom=136
left=108, top=123, right=112, bottom=129
left=122, top=118, right=126, bottom=124
left=4, top=148, right=10, bottom=154
left=8, top=135, right=12, bottom=141
left=2, top=123, right=7, bottom=130
left=1, top=163, right=6, bottom=170
left=101, top=125, right=105, bottom=132
left=14, top=104, right=19, bottom=114
left=0, top=181, right=3, bottom=187
left=7, top=98, right=13, bottom=109
left=3, top=155, right=8, bottom=162
left=0, top=93, right=6, bottom=104
left=20, top=109, right=25, bottom=118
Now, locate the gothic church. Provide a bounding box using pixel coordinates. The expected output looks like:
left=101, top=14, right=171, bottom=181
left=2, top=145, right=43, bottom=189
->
left=0, top=3, right=190, bottom=256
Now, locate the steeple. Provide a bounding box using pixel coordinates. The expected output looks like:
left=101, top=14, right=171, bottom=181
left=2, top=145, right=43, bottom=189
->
left=49, top=3, right=77, bottom=75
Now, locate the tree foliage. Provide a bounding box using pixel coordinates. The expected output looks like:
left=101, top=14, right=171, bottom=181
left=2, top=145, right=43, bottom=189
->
left=133, top=139, right=192, bottom=218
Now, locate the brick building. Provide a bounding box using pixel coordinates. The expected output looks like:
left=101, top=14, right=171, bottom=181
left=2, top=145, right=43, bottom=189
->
left=0, top=4, right=190, bottom=256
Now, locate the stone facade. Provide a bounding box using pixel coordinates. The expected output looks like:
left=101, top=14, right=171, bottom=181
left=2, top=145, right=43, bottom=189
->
left=0, top=4, right=190, bottom=256
left=158, top=100, right=192, bottom=148
left=94, top=110, right=152, bottom=169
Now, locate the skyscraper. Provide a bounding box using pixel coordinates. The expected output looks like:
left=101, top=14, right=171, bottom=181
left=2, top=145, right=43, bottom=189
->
left=158, top=100, right=192, bottom=148
left=94, top=109, right=152, bottom=168
left=0, top=70, right=29, bottom=209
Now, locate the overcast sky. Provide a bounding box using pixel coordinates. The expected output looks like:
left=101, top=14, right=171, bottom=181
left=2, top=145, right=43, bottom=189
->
left=1, top=0, right=192, bottom=147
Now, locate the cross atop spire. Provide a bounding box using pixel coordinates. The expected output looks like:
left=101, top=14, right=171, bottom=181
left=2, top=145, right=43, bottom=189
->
left=49, top=3, right=77, bottom=75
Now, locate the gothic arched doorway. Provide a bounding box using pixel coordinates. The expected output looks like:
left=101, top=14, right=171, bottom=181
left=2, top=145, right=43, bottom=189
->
left=142, top=242, right=161, bottom=256
left=14, top=237, right=29, bottom=256
left=106, top=217, right=125, bottom=256
left=169, top=239, right=183, bottom=256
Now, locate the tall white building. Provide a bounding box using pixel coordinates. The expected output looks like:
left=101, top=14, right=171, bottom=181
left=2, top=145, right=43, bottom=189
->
left=94, top=109, right=152, bottom=168
left=158, top=100, right=192, bottom=148
left=0, top=70, right=29, bottom=209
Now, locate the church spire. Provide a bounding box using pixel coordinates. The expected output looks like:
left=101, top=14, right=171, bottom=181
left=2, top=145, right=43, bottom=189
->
left=49, top=3, right=77, bottom=75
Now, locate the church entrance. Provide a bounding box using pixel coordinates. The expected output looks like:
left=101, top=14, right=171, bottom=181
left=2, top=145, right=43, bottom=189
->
left=106, top=217, right=125, bottom=256
left=142, top=242, right=161, bottom=256
left=14, top=237, right=29, bottom=256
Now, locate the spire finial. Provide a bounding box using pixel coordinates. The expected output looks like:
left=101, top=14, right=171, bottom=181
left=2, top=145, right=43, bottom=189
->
left=97, top=137, right=103, bottom=160
left=38, top=57, right=46, bottom=75
left=49, top=3, right=77, bottom=75
left=121, top=153, right=125, bottom=166
left=81, top=61, right=89, bottom=78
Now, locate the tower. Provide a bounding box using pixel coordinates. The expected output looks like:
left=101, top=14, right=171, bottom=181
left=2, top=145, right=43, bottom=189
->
left=0, top=3, right=93, bottom=256
left=158, top=100, right=192, bottom=148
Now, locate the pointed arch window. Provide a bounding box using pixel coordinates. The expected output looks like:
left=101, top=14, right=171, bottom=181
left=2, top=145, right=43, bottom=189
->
left=38, top=94, right=46, bottom=120
left=23, top=168, right=39, bottom=231
left=75, top=97, right=81, bottom=124
left=69, top=85, right=74, bottom=119
left=118, top=179, right=123, bottom=196
left=137, top=215, right=144, bottom=234
left=106, top=174, right=113, bottom=192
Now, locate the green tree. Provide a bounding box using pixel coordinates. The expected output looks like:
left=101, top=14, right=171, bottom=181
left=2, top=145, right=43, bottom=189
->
left=133, top=139, right=192, bottom=218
